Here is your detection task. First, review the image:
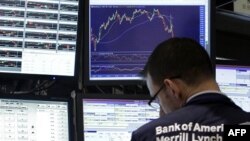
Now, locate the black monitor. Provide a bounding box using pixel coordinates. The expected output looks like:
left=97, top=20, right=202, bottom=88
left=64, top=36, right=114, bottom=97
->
left=76, top=93, right=160, bottom=141
left=216, top=61, right=250, bottom=112
left=0, top=0, right=81, bottom=80
left=216, top=9, right=250, bottom=61
left=84, top=0, right=215, bottom=85
left=0, top=94, right=74, bottom=141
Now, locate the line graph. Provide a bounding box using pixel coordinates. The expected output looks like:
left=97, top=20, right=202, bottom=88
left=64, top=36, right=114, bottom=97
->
left=91, top=65, right=144, bottom=74
left=91, top=52, right=149, bottom=63
left=89, top=5, right=201, bottom=80
left=91, top=8, right=174, bottom=51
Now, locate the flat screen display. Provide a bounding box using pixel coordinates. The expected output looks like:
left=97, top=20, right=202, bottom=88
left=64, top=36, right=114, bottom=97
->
left=80, top=95, right=159, bottom=141
left=0, top=0, right=79, bottom=77
left=0, top=96, right=71, bottom=141
left=85, top=0, right=213, bottom=84
left=216, top=64, right=250, bottom=112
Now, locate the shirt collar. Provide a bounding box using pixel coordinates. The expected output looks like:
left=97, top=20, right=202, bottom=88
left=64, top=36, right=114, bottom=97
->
left=186, top=90, right=225, bottom=103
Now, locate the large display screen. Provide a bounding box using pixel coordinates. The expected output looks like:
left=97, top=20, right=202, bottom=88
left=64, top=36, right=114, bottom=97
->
left=85, top=0, right=213, bottom=84
left=216, top=64, right=250, bottom=112
left=0, top=97, right=71, bottom=141
left=81, top=96, right=159, bottom=141
left=0, top=0, right=79, bottom=77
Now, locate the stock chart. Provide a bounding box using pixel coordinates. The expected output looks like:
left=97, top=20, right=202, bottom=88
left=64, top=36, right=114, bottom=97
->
left=90, top=5, right=202, bottom=80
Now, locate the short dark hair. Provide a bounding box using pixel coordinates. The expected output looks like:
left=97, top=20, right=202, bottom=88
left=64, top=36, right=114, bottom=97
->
left=142, top=37, right=214, bottom=86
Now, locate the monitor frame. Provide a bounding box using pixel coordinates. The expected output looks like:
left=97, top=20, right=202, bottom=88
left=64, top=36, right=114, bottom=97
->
left=216, top=59, right=250, bottom=67
left=0, top=93, right=74, bottom=141
left=83, top=0, right=216, bottom=85
left=215, top=59, right=250, bottom=112
left=216, top=9, right=250, bottom=61
left=0, top=0, right=83, bottom=81
left=76, top=93, right=155, bottom=141
left=215, top=59, right=250, bottom=81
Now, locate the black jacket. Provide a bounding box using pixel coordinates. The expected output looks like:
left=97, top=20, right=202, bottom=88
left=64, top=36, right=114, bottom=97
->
left=131, top=93, right=250, bottom=141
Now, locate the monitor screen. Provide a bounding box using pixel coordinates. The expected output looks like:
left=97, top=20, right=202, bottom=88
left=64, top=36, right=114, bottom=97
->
left=216, top=64, right=250, bottom=112
left=0, top=95, right=72, bottom=141
left=0, top=0, right=80, bottom=78
left=85, top=0, right=213, bottom=84
left=78, top=94, right=159, bottom=141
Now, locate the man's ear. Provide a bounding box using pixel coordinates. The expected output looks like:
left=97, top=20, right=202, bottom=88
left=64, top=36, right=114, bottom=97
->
left=163, top=79, right=181, bottom=99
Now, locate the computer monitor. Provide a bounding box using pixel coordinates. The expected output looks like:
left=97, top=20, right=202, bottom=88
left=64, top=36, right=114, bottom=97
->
left=76, top=94, right=160, bottom=141
left=0, top=0, right=81, bottom=79
left=216, top=9, right=250, bottom=61
left=216, top=63, right=250, bottom=112
left=84, top=0, right=214, bottom=85
left=0, top=94, right=73, bottom=141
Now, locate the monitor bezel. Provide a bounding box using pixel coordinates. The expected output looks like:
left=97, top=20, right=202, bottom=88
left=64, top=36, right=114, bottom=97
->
left=215, top=59, right=250, bottom=112
left=216, top=59, right=250, bottom=67
left=215, top=59, right=250, bottom=81
left=215, top=9, right=250, bottom=61
left=83, top=0, right=216, bottom=85
left=76, top=93, right=153, bottom=141
left=0, top=94, right=75, bottom=141
left=0, top=0, right=82, bottom=81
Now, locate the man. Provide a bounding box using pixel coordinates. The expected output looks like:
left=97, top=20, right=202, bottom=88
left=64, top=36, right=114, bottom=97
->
left=131, top=37, right=250, bottom=141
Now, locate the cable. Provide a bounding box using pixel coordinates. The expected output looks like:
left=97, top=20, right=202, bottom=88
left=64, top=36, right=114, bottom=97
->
left=216, top=0, right=237, bottom=9
left=95, top=85, right=106, bottom=94
left=10, top=80, right=56, bottom=95
left=34, top=80, right=56, bottom=95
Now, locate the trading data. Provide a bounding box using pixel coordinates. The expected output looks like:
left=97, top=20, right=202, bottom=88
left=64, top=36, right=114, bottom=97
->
left=0, top=0, right=79, bottom=76
left=0, top=98, right=69, bottom=141
left=83, top=99, right=160, bottom=141
left=89, top=0, right=208, bottom=81
left=216, top=65, right=250, bottom=112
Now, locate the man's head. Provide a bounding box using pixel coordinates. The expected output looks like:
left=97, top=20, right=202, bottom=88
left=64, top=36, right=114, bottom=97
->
left=143, top=37, right=217, bottom=114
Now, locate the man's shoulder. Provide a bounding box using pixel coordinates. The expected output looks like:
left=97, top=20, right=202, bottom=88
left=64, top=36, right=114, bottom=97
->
left=132, top=103, right=250, bottom=140
left=131, top=118, right=226, bottom=141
